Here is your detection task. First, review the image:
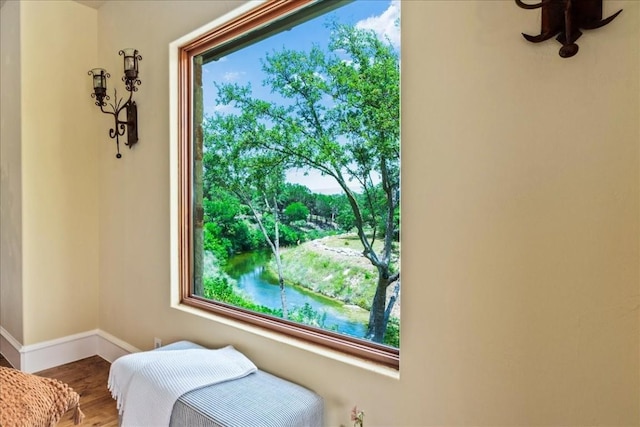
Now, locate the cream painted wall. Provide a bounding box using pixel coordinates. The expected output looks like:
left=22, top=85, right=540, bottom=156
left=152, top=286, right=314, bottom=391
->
left=0, top=0, right=24, bottom=343
left=405, top=2, right=639, bottom=425
left=90, top=0, right=637, bottom=425
left=96, top=0, right=243, bottom=347
left=19, top=0, right=99, bottom=345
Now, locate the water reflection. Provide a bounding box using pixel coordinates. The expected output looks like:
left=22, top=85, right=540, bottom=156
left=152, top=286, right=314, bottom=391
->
left=225, top=251, right=367, bottom=338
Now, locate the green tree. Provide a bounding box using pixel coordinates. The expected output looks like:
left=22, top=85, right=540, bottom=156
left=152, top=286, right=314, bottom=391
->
left=280, top=183, right=314, bottom=211
left=313, top=193, right=339, bottom=225
left=209, top=23, right=400, bottom=343
left=284, top=201, right=310, bottom=223
left=202, top=113, right=291, bottom=318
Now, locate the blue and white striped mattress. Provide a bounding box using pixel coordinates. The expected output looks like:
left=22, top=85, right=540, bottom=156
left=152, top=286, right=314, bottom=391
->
left=155, top=341, right=324, bottom=427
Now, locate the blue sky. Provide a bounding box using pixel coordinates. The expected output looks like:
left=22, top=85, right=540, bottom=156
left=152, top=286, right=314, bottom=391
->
left=202, top=0, right=400, bottom=193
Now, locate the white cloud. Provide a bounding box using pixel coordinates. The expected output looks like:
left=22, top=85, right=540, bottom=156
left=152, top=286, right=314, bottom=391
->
left=223, top=71, right=244, bottom=82
left=213, top=104, right=234, bottom=113
left=355, top=1, right=400, bottom=50
left=312, top=71, right=326, bottom=81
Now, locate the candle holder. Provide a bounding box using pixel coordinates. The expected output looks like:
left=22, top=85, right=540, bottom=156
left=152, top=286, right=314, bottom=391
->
left=88, top=49, right=142, bottom=158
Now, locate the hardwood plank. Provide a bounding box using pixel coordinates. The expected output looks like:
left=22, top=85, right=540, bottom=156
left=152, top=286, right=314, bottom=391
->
left=0, top=354, right=13, bottom=368
left=36, top=356, right=119, bottom=426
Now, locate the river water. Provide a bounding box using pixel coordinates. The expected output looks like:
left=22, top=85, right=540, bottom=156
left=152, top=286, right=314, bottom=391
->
left=224, top=251, right=368, bottom=338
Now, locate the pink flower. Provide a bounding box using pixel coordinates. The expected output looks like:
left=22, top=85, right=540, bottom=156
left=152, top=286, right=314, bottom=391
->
left=351, top=406, right=364, bottom=427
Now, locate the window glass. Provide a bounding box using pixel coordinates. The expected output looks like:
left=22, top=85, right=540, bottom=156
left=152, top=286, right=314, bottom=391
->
left=183, top=0, right=400, bottom=367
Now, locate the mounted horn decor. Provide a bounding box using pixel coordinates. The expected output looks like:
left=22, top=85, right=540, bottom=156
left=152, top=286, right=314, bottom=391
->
left=516, top=0, right=622, bottom=58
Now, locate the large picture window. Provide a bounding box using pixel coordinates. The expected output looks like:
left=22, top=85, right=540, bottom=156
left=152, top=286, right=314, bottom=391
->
left=178, top=0, right=400, bottom=368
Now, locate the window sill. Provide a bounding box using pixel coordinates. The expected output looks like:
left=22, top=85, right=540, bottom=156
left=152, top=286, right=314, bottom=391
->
left=171, top=301, right=400, bottom=380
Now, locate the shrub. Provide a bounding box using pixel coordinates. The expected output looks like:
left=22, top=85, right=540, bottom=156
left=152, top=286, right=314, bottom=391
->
left=203, top=276, right=281, bottom=317
left=284, top=202, right=310, bottom=223
left=383, top=317, right=400, bottom=347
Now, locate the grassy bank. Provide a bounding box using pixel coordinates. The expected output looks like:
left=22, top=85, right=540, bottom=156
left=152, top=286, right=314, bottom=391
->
left=267, top=234, right=383, bottom=310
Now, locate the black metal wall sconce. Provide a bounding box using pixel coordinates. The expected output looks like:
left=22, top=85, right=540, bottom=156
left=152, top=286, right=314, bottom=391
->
left=88, top=49, right=142, bottom=158
left=516, top=0, right=622, bottom=58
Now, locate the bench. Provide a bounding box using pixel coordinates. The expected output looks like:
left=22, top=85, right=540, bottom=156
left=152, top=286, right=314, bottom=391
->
left=118, top=340, right=324, bottom=427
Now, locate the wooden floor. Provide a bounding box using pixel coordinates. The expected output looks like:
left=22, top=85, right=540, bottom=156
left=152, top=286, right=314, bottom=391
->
left=0, top=354, right=119, bottom=426
left=0, top=354, right=12, bottom=368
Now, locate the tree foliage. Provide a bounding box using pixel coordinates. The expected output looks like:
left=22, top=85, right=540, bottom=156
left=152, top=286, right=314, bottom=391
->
left=284, top=202, right=310, bottom=223
left=203, top=22, right=400, bottom=343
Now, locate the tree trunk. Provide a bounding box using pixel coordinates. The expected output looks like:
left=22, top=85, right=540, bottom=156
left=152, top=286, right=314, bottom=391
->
left=272, top=197, right=287, bottom=318
left=244, top=197, right=287, bottom=318
left=384, top=281, right=400, bottom=326
left=366, top=273, right=390, bottom=343
left=275, top=255, right=287, bottom=319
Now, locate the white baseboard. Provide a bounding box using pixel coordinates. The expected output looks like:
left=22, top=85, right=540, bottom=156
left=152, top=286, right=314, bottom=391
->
left=21, top=330, right=99, bottom=373
left=0, top=327, right=140, bottom=372
left=0, top=327, right=21, bottom=368
left=97, top=330, right=140, bottom=363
